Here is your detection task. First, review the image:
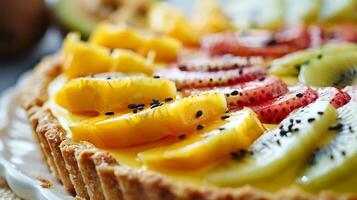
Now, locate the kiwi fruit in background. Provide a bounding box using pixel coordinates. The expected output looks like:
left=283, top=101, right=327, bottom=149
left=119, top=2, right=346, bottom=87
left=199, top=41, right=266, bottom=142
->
left=53, top=0, right=151, bottom=38
left=269, top=43, right=357, bottom=77
left=0, top=0, right=48, bottom=58
left=299, top=51, right=357, bottom=88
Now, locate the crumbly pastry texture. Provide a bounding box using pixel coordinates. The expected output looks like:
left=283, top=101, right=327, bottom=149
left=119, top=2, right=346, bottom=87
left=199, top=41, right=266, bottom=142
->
left=21, top=54, right=357, bottom=200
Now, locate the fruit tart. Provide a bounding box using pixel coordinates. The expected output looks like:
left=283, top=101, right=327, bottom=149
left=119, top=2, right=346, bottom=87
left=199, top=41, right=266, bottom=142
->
left=21, top=23, right=357, bottom=200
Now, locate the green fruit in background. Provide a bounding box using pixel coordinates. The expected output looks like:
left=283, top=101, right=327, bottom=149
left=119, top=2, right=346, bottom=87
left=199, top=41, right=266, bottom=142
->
left=0, top=0, right=48, bottom=58
left=53, top=0, right=151, bottom=38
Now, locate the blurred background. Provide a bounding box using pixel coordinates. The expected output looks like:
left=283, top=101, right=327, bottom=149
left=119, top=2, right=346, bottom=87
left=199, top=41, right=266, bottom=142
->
left=0, top=0, right=356, bottom=92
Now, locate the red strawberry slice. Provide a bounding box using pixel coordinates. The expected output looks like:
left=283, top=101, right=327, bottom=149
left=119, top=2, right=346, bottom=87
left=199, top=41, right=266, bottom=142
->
left=316, top=87, right=351, bottom=108
left=250, top=85, right=318, bottom=124
left=176, top=55, right=264, bottom=72
left=155, top=66, right=266, bottom=89
left=184, top=76, right=288, bottom=108
left=343, top=85, right=357, bottom=102
left=201, top=26, right=310, bottom=58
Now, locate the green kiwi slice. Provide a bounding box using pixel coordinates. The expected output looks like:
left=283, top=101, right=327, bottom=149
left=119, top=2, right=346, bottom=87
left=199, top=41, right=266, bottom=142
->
left=205, top=101, right=337, bottom=187
left=269, top=43, right=357, bottom=77
left=298, top=102, right=357, bottom=190
left=299, top=51, right=357, bottom=88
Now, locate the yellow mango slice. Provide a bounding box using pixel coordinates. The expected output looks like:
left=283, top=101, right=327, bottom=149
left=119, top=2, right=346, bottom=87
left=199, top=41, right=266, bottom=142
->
left=138, top=108, right=264, bottom=169
left=70, top=92, right=227, bottom=148
left=89, top=23, right=143, bottom=50
left=111, top=49, right=153, bottom=75
left=54, top=76, right=176, bottom=113
left=62, top=33, right=155, bottom=78
left=148, top=2, right=199, bottom=46
left=63, top=33, right=113, bottom=78
left=139, top=36, right=182, bottom=62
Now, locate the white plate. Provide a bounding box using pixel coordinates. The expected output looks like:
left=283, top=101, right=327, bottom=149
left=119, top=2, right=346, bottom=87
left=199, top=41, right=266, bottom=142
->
left=0, top=72, right=73, bottom=200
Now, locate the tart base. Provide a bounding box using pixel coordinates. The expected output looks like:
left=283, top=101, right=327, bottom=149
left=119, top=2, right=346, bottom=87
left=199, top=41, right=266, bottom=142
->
left=21, top=54, right=357, bottom=200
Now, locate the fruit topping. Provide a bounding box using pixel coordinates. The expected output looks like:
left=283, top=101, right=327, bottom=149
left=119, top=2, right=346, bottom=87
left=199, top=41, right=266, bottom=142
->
left=176, top=55, right=264, bottom=72
left=70, top=92, right=227, bottom=148
left=251, top=85, right=318, bottom=123
left=343, top=85, right=357, bottom=102
left=298, top=102, right=357, bottom=190
left=89, top=23, right=143, bottom=50
left=205, top=101, right=338, bottom=186
left=299, top=51, right=357, bottom=88
left=316, top=87, right=351, bottom=108
left=155, top=66, right=267, bottom=89
left=269, top=43, right=357, bottom=77
left=185, top=76, right=288, bottom=109
left=54, top=76, right=176, bottom=113
left=138, top=108, right=264, bottom=169
left=62, top=33, right=154, bottom=78
left=138, top=36, right=181, bottom=62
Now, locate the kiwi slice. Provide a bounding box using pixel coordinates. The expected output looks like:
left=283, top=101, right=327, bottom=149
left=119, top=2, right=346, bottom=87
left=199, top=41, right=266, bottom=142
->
left=284, top=0, right=321, bottom=24
left=205, top=101, right=337, bottom=186
left=269, top=43, right=357, bottom=77
left=320, top=0, right=357, bottom=23
left=299, top=51, right=357, bottom=88
left=298, top=102, right=357, bottom=190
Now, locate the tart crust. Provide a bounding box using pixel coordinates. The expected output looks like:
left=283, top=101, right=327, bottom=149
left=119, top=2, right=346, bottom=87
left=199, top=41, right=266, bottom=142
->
left=21, top=54, right=357, bottom=200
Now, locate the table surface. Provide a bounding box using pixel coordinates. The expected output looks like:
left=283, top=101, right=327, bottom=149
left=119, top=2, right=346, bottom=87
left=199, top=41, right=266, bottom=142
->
left=0, top=27, right=63, bottom=93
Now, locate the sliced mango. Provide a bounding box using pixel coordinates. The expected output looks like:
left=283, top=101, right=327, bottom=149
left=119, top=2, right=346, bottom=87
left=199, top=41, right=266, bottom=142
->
left=111, top=49, right=154, bottom=75
left=89, top=23, right=143, bottom=50
left=54, top=76, right=176, bottom=113
left=62, top=33, right=155, bottom=78
left=70, top=92, right=227, bottom=148
left=139, top=36, right=182, bottom=62
left=148, top=2, right=199, bottom=46
left=138, top=108, right=265, bottom=169
left=63, top=33, right=113, bottom=78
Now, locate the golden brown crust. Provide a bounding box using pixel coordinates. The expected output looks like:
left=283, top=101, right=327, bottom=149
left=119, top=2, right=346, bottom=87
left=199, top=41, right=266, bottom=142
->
left=21, top=54, right=357, bottom=200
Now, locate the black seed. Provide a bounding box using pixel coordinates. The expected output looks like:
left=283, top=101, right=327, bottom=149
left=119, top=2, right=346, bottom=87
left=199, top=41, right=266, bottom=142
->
left=317, top=54, right=323, bottom=59
left=105, top=111, right=115, bottom=115
left=330, top=155, right=334, bottom=160
left=128, top=104, right=137, bottom=109
left=165, top=97, right=173, bottom=102
left=296, top=93, right=304, bottom=98
left=280, top=130, right=288, bottom=137
left=133, top=109, right=138, bottom=113
left=258, top=77, right=266, bottom=81
left=153, top=75, right=160, bottom=79
left=296, top=119, right=301, bottom=123
left=308, top=118, right=315, bottom=123
left=106, top=77, right=112, bottom=80
left=341, top=151, right=346, bottom=156
left=177, top=88, right=182, bottom=92
left=231, top=90, right=239, bottom=96
left=292, top=128, right=299, bottom=132
left=276, top=140, right=281, bottom=146
left=328, top=123, right=343, bottom=131
left=221, top=115, right=230, bottom=120
left=303, top=60, right=310, bottom=65
left=195, top=110, right=203, bottom=118
left=179, top=134, right=186, bottom=140
left=197, top=124, right=204, bottom=130
left=219, top=127, right=225, bottom=131
left=151, top=104, right=160, bottom=109
left=317, top=111, right=324, bottom=115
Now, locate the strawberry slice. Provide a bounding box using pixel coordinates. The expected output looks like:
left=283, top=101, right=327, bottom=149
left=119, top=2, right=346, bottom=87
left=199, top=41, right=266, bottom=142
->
left=250, top=85, right=318, bottom=124
left=176, top=55, right=264, bottom=72
left=323, top=23, right=357, bottom=43
left=343, top=85, right=357, bottom=102
left=316, top=87, right=351, bottom=108
left=201, top=26, right=310, bottom=58
left=155, top=66, right=266, bottom=89
left=184, top=76, right=288, bottom=108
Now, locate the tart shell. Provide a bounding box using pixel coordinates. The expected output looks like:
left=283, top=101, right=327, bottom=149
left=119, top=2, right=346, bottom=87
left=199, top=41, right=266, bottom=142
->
left=21, top=54, right=357, bottom=200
